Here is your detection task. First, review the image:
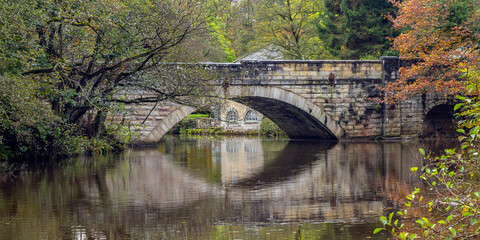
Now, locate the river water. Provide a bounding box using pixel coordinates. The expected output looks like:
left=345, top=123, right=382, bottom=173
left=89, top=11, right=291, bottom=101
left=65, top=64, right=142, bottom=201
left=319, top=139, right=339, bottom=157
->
left=0, top=136, right=433, bottom=239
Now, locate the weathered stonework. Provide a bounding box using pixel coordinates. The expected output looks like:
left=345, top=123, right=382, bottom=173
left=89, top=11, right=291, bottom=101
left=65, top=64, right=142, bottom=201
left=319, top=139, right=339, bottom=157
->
left=218, top=101, right=264, bottom=132
left=126, top=57, right=454, bottom=144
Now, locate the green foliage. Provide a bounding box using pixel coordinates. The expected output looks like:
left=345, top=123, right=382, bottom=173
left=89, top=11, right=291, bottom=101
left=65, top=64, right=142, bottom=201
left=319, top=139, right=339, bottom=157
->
left=207, top=16, right=237, bottom=62
left=375, top=95, right=480, bottom=239
left=0, top=75, right=67, bottom=161
left=260, top=118, right=286, bottom=137
left=254, top=0, right=330, bottom=59
left=0, top=0, right=217, bottom=172
left=220, top=0, right=396, bottom=60
left=0, top=74, right=130, bottom=174
left=170, top=118, right=197, bottom=135
left=456, top=71, right=480, bottom=129
left=187, top=114, right=211, bottom=119
left=0, top=0, right=210, bottom=131
left=224, top=0, right=258, bottom=58
left=443, top=0, right=477, bottom=29
left=318, top=0, right=397, bottom=59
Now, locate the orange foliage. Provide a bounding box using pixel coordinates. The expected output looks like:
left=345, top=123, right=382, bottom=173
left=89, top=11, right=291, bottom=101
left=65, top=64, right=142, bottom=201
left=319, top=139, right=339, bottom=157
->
left=384, top=0, right=480, bottom=103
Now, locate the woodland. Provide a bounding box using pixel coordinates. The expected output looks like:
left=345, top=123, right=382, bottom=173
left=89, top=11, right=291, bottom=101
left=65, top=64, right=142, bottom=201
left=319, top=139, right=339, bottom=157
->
left=2, top=0, right=480, bottom=238
left=0, top=0, right=400, bottom=165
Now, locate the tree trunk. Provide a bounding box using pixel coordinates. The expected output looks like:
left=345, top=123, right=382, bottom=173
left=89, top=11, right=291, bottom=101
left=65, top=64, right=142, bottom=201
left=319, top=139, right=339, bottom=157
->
left=93, top=111, right=107, bottom=136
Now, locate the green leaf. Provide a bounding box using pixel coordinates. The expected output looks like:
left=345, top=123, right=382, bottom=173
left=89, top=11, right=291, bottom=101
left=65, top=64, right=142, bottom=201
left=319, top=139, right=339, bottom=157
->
left=438, top=220, right=446, bottom=224
left=373, top=228, right=383, bottom=234
left=466, top=84, right=475, bottom=93
left=471, top=218, right=477, bottom=226
left=410, top=167, right=418, bottom=173
left=416, top=219, right=424, bottom=226
left=447, top=214, right=453, bottom=222
left=449, top=228, right=457, bottom=237
left=419, top=148, right=425, bottom=156
left=454, top=103, right=463, bottom=111
left=389, top=212, right=394, bottom=222
left=380, top=216, right=388, bottom=225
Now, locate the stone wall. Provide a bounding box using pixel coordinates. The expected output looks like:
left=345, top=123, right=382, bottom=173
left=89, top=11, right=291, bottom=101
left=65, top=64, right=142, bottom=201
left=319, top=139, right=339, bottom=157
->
left=218, top=100, right=263, bottom=132
left=217, top=58, right=453, bottom=139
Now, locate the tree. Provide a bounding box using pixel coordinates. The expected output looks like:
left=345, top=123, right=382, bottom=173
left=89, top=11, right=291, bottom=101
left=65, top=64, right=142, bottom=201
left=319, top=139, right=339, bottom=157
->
left=254, top=0, right=330, bottom=59
left=383, top=0, right=480, bottom=103
left=318, top=0, right=397, bottom=60
left=200, top=0, right=238, bottom=62
left=225, top=0, right=259, bottom=58
left=0, top=74, right=69, bottom=163
left=0, top=0, right=214, bottom=137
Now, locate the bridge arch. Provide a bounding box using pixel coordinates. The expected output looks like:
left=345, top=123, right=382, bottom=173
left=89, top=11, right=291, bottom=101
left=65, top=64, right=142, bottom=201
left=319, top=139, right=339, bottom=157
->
left=423, top=104, right=456, bottom=137
left=140, top=105, right=196, bottom=144
left=227, top=86, right=345, bottom=140
left=134, top=86, right=344, bottom=143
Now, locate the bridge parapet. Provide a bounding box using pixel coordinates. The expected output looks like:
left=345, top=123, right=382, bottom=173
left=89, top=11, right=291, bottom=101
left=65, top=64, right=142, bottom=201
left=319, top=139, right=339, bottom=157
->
left=205, top=60, right=383, bottom=85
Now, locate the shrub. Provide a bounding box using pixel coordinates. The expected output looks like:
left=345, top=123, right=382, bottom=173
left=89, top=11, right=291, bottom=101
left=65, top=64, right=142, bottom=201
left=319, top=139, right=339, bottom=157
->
left=260, top=118, right=286, bottom=137
left=375, top=94, right=480, bottom=239
left=0, top=75, right=73, bottom=162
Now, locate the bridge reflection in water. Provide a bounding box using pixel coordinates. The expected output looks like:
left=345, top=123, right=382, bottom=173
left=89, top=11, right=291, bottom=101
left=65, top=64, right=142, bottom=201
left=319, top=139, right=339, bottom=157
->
left=158, top=138, right=422, bottom=222
left=0, top=137, right=425, bottom=239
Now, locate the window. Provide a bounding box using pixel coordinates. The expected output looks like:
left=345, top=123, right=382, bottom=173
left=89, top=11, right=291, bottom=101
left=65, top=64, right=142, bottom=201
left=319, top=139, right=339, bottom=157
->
left=244, top=110, right=258, bottom=122
left=226, top=109, right=239, bottom=122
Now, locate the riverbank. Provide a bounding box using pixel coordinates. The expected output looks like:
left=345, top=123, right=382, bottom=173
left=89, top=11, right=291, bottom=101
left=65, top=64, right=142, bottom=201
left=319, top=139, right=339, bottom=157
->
left=169, top=115, right=287, bottom=138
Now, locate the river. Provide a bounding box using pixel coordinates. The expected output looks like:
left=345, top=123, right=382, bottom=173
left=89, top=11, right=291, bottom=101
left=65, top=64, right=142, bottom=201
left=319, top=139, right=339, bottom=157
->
left=0, top=136, right=435, bottom=239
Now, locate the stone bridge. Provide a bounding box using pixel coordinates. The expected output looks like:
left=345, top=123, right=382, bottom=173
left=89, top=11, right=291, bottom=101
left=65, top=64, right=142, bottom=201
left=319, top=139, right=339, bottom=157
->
left=124, top=57, right=455, bottom=144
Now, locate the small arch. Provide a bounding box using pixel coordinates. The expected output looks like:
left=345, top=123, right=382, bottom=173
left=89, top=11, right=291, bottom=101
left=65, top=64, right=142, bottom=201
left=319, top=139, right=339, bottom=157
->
left=225, top=109, right=239, bottom=122
left=423, top=104, right=456, bottom=137
left=244, top=110, right=258, bottom=122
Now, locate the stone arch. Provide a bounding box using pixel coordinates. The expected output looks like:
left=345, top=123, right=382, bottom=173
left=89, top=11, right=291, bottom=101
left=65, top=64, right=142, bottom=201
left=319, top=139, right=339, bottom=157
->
left=133, top=86, right=345, bottom=143
left=423, top=95, right=459, bottom=115
left=139, top=105, right=196, bottom=144
left=423, top=104, right=456, bottom=137
left=228, top=86, right=344, bottom=140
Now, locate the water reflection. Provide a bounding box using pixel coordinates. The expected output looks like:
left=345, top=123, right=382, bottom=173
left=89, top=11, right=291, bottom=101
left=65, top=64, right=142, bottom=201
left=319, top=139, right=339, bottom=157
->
left=0, top=137, right=428, bottom=239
